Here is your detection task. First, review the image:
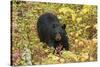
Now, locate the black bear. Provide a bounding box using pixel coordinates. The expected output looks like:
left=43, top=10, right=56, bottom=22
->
left=37, top=13, right=69, bottom=54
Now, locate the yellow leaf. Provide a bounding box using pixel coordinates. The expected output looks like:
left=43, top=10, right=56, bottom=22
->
left=59, top=7, right=67, bottom=14
left=81, top=53, right=89, bottom=61
left=59, top=7, right=74, bottom=14
left=92, top=38, right=97, bottom=44
left=60, top=58, right=65, bottom=63
left=72, top=13, right=76, bottom=21
left=76, top=17, right=82, bottom=23
left=75, top=39, right=79, bottom=44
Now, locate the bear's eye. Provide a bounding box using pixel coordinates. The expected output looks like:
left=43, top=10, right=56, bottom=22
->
left=52, top=24, right=56, bottom=28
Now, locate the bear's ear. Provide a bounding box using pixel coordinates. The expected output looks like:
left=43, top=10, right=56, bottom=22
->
left=62, top=24, right=66, bottom=29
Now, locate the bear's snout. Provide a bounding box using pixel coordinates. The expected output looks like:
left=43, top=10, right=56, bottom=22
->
left=55, top=33, right=62, bottom=41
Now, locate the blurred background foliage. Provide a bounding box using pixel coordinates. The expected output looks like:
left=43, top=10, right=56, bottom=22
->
left=11, top=1, right=97, bottom=65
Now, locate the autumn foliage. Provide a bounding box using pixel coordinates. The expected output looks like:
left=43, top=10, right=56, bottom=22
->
left=11, top=1, right=97, bottom=65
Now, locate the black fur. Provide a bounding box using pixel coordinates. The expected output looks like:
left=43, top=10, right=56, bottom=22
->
left=37, top=13, right=69, bottom=51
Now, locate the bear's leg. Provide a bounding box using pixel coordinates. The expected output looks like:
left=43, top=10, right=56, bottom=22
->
left=63, top=43, right=69, bottom=50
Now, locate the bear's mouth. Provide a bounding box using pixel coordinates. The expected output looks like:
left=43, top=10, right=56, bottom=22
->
left=55, top=43, right=63, bottom=54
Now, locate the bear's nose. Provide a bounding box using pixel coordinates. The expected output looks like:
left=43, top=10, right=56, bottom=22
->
left=55, top=33, right=61, bottom=41
left=56, top=38, right=60, bottom=41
